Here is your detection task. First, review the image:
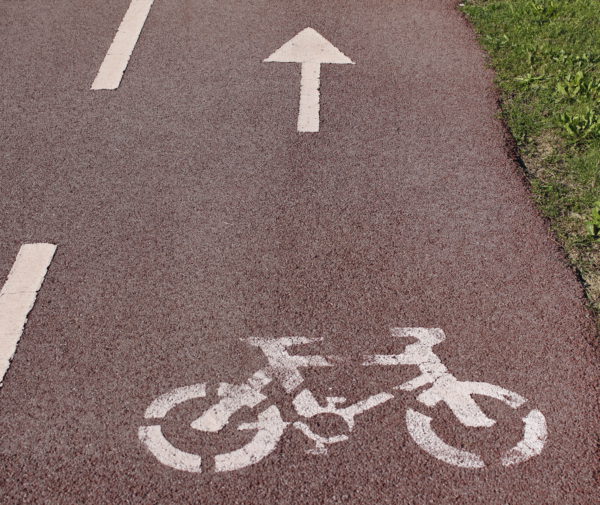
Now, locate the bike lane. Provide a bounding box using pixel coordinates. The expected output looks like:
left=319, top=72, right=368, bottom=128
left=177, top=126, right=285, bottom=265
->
left=0, top=0, right=598, bottom=504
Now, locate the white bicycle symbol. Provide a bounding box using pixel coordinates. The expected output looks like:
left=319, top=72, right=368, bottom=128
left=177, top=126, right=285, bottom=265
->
left=138, top=328, right=547, bottom=473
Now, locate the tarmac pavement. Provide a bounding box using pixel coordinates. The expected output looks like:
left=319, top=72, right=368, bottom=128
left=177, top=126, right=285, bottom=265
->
left=0, top=0, right=598, bottom=503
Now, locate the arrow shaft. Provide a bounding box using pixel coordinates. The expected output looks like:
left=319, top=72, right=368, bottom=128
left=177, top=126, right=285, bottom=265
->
left=298, top=62, right=321, bottom=133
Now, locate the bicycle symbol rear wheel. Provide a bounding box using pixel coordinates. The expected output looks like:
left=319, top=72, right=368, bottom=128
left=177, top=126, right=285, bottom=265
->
left=138, top=382, right=288, bottom=473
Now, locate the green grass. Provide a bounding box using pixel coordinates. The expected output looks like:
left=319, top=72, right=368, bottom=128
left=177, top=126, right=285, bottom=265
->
left=461, top=0, right=600, bottom=321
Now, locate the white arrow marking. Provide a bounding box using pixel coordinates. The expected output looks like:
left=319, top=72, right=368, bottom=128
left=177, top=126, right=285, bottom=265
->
left=0, top=244, right=56, bottom=386
left=91, top=0, right=155, bottom=90
left=264, top=27, right=354, bottom=132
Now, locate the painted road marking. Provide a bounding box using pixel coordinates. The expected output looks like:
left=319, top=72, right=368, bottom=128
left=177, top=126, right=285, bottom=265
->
left=139, top=330, right=548, bottom=472
left=138, top=425, right=204, bottom=473
left=264, top=27, right=354, bottom=132
left=0, top=244, right=56, bottom=386
left=501, top=410, right=548, bottom=466
left=405, top=409, right=485, bottom=468
left=91, top=0, right=155, bottom=90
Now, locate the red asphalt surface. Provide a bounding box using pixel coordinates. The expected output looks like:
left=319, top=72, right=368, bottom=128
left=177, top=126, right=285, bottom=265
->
left=0, top=0, right=598, bottom=503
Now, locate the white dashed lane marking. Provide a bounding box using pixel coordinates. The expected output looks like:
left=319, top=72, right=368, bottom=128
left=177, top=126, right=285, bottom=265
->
left=91, top=0, right=155, bottom=90
left=0, top=244, right=56, bottom=386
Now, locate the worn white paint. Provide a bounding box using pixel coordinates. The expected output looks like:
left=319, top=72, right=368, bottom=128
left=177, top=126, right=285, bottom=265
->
left=215, top=406, right=288, bottom=472
left=364, top=327, right=449, bottom=391
left=140, top=330, right=549, bottom=472
left=293, top=389, right=393, bottom=431
left=139, top=372, right=282, bottom=473
left=407, top=406, right=548, bottom=469
left=293, top=422, right=347, bottom=455
left=417, top=378, right=526, bottom=428
left=144, top=383, right=207, bottom=419
left=501, top=410, right=548, bottom=466
left=139, top=383, right=207, bottom=471
left=406, top=409, right=486, bottom=468
left=293, top=389, right=393, bottom=454
left=91, top=0, right=155, bottom=90
left=264, top=27, right=354, bottom=132
left=138, top=425, right=204, bottom=472
left=365, top=328, right=526, bottom=427
left=296, top=62, right=321, bottom=132
left=191, top=379, right=268, bottom=432
left=244, top=337, right=332, bottom=393
left=0, top=244, right=56, bottom=386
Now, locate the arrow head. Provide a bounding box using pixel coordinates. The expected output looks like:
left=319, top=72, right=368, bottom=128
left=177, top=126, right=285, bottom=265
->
left=264, top=27, right=354, bottom=64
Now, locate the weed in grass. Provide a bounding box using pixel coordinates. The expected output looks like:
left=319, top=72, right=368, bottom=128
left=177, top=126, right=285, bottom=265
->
left=484, top=33, right=510, bottom=50
left=515, top=73, right=546, bottom=88
left=586, top=202, right=600, bottom=241
left=527, top=0, right=559, bottom=21
left=556, top=71, right=600, bottom=101
left=581, top=79, right=600, bottom=99
left=552, top=52, right=600, bottom=67
left=558, top=109, right=600, bottom=142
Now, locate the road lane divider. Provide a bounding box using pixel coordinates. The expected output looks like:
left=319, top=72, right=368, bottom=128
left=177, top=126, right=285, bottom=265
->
left=0, top=244, right=56, bottom=386
left=91, top=0, right=155, bottom=90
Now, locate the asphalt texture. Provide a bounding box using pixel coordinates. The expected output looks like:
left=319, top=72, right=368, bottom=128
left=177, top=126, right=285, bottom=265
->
left=0, top=0, right=598, bottom=503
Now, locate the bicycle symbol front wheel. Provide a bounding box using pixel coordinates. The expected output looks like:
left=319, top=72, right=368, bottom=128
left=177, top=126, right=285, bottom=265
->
left=405, top=381, right=548, bottom=468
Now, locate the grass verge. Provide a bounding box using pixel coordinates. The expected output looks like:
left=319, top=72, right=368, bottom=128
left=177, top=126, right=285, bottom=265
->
left=460, top=0, right=600, bottom=324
